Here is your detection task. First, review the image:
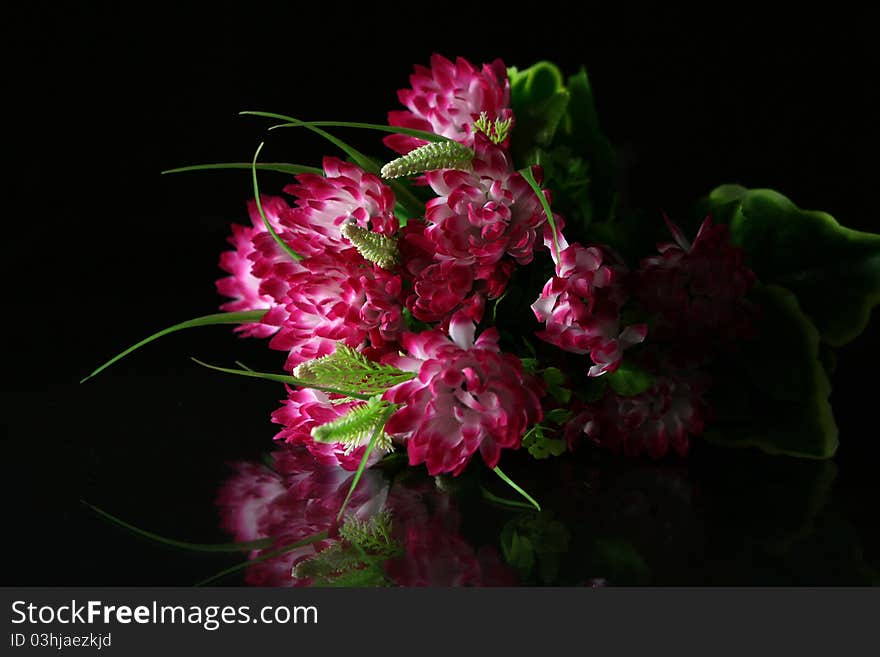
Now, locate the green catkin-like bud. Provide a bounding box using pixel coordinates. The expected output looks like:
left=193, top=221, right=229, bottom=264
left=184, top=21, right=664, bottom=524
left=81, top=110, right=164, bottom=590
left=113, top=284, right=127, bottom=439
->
left=311, top=396, right=395, bottom=454
left=380, top=140, right=474, bottom=179
left=340, top=220, right=400, bottom=269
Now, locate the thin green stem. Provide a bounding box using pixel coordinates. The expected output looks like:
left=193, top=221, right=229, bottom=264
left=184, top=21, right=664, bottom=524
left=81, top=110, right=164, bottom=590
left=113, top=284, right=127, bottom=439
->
left=493, top=465, right=541, bottom=511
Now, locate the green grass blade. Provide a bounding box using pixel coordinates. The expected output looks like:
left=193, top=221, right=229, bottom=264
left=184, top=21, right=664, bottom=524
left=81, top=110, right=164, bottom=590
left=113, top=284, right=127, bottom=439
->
left=240, top=111, right=422, bottom=217
left=195, top=529, right=330, bottom=586
left=162, top=162, right=323, bottom=175
left=83, top=501, right=273, bottom=552
left=335, top=406, right=394, bottom=521
left=252, top=143, right=303, bottom=262
left=190, top=358, right=372, bottom=400
left=521, top=166, right=561, bottom=263
left=80, top=310, right=268, bottom=383
left=241, top=111, right=380, bottom=173
left=266, top=119, right=449, bottom=144
left=493, top=465, right=541, bottom=511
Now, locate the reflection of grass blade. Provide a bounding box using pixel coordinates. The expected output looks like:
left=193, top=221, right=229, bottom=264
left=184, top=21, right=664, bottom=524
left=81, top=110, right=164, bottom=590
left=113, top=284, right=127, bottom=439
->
left=336, top=406, right=395, bottom=522
left=252, top=142, right=303, bottom=262
left=162, top=162, right=322, bottom=175
left=196, top=530, right=330, bottom=586
left=481, top=487, right=537, bottom=511
left=82, top=501, right=273, bottom=552
left=493, top=466, right=541, bottom=511
left=80, top=310, right=268, bottom=383
left=191, top=358, right=372, bottom=400
left=521, top=167, right=561, bottom=263
left=241, top=111, right=424, bottom=217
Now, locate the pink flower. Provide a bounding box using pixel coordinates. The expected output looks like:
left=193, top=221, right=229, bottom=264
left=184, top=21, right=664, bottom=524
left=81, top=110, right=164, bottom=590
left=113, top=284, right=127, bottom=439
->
left=271, top=388, right=385, bottom=471
left=424, top=138, right=548, bottom=269
left=279, top=157, right=398, bottom=258
left=565, top=371, right=709, bottom=458
left=634, top=216, right=756, bottom=345
left=217, top=196, right=299, bottom=337
left=382, top=318, right=543, bottom=476
left=265, top=247, right=404, bottom=368
left=532, top=243, right=648, bottom=377
left=385, top=54, right=511, bottom=154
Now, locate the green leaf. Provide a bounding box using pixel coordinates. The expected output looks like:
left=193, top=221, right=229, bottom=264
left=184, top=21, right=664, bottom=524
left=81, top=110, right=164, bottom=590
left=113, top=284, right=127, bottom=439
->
left=522, top=425, right=567, bottom=459
left=493, top=465, right=541, bottom=511
left=705, top=284, right=838, bottom=459
left=545, top=408, right=573, bottom=425
left=606, top=361, right=656, bottom=397
left=293, top=343, right=415, bottom=396
left=508, top=62, right=570, bottom=163
left=162, top=162, right=323, bottom=176
left=702, top=185, right=880, bottom=346
left=541, top=366, right=571, bottom=404
left=82, top=501, right=273, bottom=552
left=261, top=118, right=450, bottom=144
left=500, top=512, right=569, bottom=584
left=252, top=142, right=303, bottom=262
left=80, top=310, right=268, bottom=383
left=190, top=358, right=373, bottom=401
left=562, top=68, right=617, bottom=224
left=590, top=537, right=650, bottom=585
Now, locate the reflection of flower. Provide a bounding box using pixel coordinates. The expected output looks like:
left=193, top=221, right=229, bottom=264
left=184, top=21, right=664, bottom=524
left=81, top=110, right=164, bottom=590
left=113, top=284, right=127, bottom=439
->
left=566, top=371, right=709, bottom=458
left=217, top=445, right=514, bottom=586
left=384, top=54, right=511, bottom=153
left=383, top=317, right=543, bottom=475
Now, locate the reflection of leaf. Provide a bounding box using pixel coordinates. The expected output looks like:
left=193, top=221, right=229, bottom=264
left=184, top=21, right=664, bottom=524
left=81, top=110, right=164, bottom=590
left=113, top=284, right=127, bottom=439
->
left=702, top=185, right=880, bottom=346
left=590, top=538, right=650, bottom=585
left=706, top=284, right=838, bottom=458
left=500, top=513, right=570, bottom=584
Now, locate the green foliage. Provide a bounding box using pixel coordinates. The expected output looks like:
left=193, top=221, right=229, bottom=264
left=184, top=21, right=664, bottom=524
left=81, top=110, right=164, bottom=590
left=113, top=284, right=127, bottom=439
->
left=521, top=166, right=561, bottom=261
left=473, top=111, right=513, bottom=144
left=252, top=142, right=303, bottom=262
left=80, top=310, right=268, bottom=383
left=706, top=285, right=838, bottom=459
left=311, top=395, right=395, bottom=454
left=541, top=366, right=571, bottom=403
left=292, top=343, right=415, bottom=396
left=701, top=185, right=880, bottom=346
left=493, top=465, right=541, bottom=511
left=522, top=424, right=567, bottom=459
left=509, top=63, right=617, bottom=232
left=501, top=512, right=570, bottom=584
left=606, top=361, right=656, bottom=397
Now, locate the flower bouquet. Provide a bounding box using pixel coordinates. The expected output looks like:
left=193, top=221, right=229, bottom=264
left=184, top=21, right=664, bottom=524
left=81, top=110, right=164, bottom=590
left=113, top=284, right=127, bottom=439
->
left=84, top=55, right=880, bottom=585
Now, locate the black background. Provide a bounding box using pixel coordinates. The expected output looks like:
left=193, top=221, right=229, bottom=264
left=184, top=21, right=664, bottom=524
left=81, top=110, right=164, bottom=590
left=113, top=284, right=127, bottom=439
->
left=4, top=4, right=877, bottom=584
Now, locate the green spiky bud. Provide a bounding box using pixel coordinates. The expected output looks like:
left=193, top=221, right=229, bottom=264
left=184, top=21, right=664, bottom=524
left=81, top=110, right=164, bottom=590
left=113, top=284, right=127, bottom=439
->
left=340, top=219, right=400, bottom=270
left=311, top=395, right=395, bottom=454
left=380, top=140, right=474, bottom=179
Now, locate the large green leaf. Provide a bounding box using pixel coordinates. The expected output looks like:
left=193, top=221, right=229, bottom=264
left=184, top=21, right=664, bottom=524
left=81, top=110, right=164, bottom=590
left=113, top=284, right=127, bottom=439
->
left=702, top=185, right=880, bottom=346
left=508, top=61, right=570, bottom=166
left=705, top=284, right=838, bottom=459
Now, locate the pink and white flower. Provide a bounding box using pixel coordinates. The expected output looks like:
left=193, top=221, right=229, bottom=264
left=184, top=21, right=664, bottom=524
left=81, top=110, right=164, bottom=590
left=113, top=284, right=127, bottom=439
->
left=382, top=317, right=543, bottom=476
left=385, top=54, right=511, bottom=154
left=265, top=247, right=404, bottom=368
left=532, top=243, right=648, bottom=377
